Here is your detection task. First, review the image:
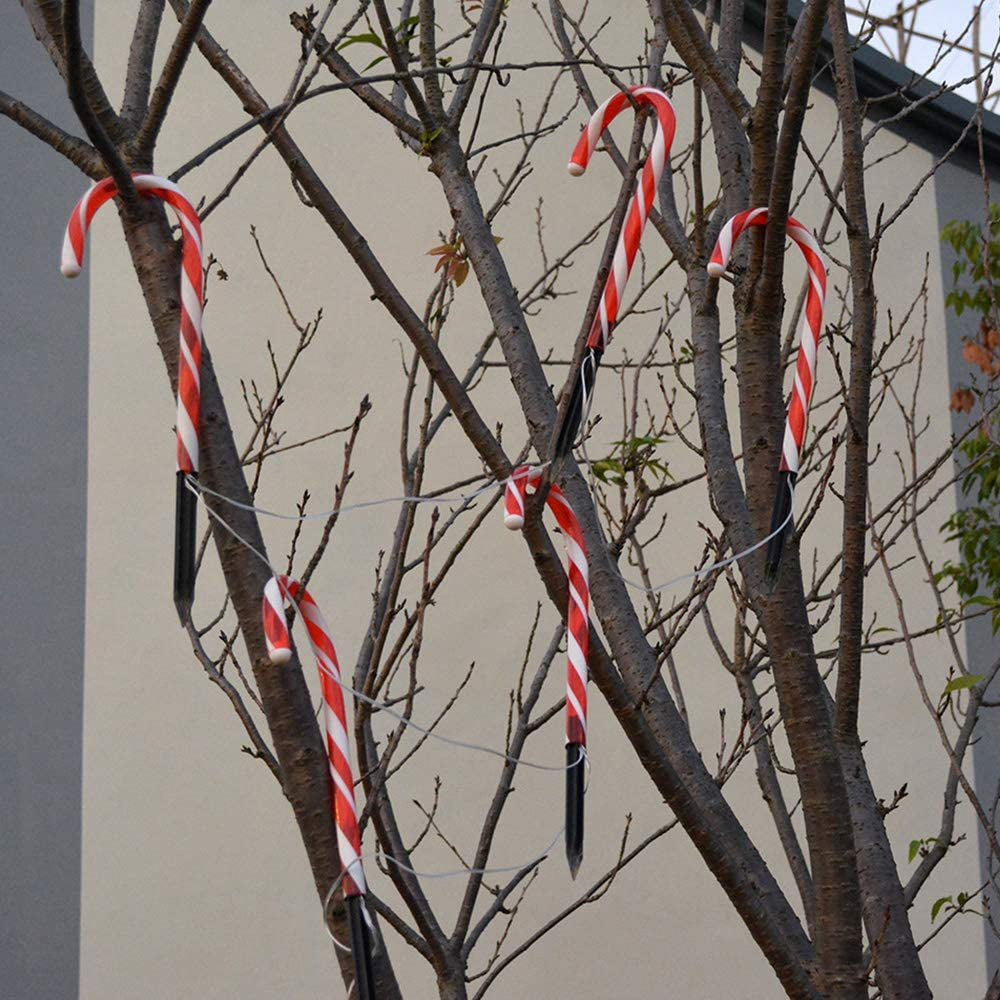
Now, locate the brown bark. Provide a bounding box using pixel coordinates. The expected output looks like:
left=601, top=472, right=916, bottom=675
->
left=827, top=3, right=930, bottom=995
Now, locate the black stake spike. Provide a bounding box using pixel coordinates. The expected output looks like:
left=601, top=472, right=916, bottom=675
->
left=174, top=471, right=197, bottom=622
left=552, top=348, right=603, bottom=463
left=346, top=895, right=376, bottom=1000
left=565, top=742, right=585, bottom=879
left=764, top=470, right=796, bottom=586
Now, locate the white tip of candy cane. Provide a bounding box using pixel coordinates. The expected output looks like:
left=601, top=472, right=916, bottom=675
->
left=706, top=261, right=726, bottom=279
left=61, top=248, right=82, bottom=278
left=504, top=513, right=525, bottom=530
left=268, top=648, right=292, bottom=665
left=567, top=162, right=585, bottom=177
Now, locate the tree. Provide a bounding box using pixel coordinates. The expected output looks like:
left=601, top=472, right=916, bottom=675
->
left=3, top=1, right=999, bottom=997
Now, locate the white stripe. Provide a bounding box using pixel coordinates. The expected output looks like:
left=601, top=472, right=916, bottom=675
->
left=562, top=536, right=587, bottom=577
left=176, top=214, right=203, bottom=257
left=567, top=634, right=588, bottom=681
left=649, top=129, right=666, bottom=178
left=565, top=689, right=587, bottom=731
left=177, top=323, right=201, bottom=392
left=716, top=224, right=734, bottom=268
left=176, top=403, right=199, bottom=472
left=788, top=223, right=824, bottom=265
left=325, top=710, right=351, bottom=759
left=782, top=427, right=799, bottom=472
left=301, top=601, right=333, bottom=640
left=180, top=274, right=203, bottom=336
left=506, top=486, right=525, bottom=517
left=338, top=838, right=367, bottom=893
left=337, top=833, right=365, bottom=874
left=806, top=263, right=825, bottom=299
left=61, top=230, right=82, bottom=276
left=634, top=175, right=647, bottom=222
left=793, top=370, right=809, bottom=412
left=587, top=100, right=611, bottom=156
left=799, top=318, right=818, bottom=373
left=547, top=489, right=574, bottom=517
left=314, top=647, right=342, bottom=687
left=263, top=579, right=289, bottom=658
left=61, top=194, right=94, bottom=276
left=264, top=576, right=287, bottom=611
left=330, top=766, right=359, bottom=818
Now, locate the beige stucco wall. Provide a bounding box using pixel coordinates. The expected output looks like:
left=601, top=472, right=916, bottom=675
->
left=76, top=3, right=990, bottom=997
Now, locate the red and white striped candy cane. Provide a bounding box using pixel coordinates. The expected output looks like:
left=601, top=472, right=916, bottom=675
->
left=553, top=86, right=677, bottom=462
left=263, top=576, right=376, bottom=995
left=262, top=576, right=367, bottom=898
left=62, top=174, right=204, bottom=618
left=504, top=468, right=589, bottom=743
left=504, top=466, right=589, bottom=874
left=707, top=207, right=827, bottom=476
left=708, top=208, right=827, bottom=581
left=62, top=174, right=203, bottom=476
left=568, top=86, right=677, bottom=352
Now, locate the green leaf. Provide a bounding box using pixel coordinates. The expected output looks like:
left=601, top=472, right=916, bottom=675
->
left=418, top=127, right=443, bottom=154
left=591, top=459, right=624, bottom=484
left=931, top=896, right=952, bottom=922
left=337, top=31, right=386, bottom=51
left=941, top=674, right=984, bottom=696
left=908, top=839, right=922, bottom=863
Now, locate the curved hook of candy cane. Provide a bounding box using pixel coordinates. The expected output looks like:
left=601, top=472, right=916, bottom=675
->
left=553, top=87, right=677, bottom=463
left=262, top=575, right=377, bottom=1000
left=503, top=466, right=589, bottom=876
left=707, top=208, right=827, bottom=583
left=567, top=86, right=676, bottom=353
left=62, top=173, right=204, bottom=621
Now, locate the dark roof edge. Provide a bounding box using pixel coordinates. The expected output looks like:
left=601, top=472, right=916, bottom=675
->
left=741, top=0, right=1000, bottom=167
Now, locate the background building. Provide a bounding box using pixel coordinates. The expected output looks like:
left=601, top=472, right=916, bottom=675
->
left=3, top=1, right=999, bottom=996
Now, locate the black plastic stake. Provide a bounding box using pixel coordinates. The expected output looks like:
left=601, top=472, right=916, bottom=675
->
left=346, top=895, right=376, bottom=1000
left=552, top=347, right=603, bottom=463
left=174, top=470, right=197, bottom=623
left=565, top=742, right=585, bottom=879
left=764, top=470, right=796, bottom=586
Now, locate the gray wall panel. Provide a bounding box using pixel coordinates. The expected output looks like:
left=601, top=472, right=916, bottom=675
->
left=936, top=157, right=1000, bottom=985
left=0, top=4, right=92, bottom=997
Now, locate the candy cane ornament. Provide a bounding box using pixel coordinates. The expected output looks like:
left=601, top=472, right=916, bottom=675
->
left=707, top=207, right=827, bottom=582
left=262, top=576, right=375, bottom=1000
left=553, top=87, right=677, bottom=461
left=504, top=466, right=589, bottom=876
left=62, top=173, right=203, bottom=621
